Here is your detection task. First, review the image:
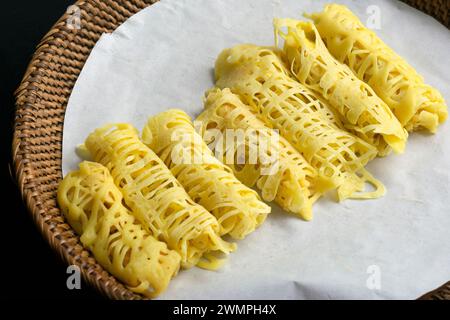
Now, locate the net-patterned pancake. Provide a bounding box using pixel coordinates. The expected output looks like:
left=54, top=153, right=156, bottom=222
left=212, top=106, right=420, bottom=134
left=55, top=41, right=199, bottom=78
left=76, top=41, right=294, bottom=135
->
left=142, top=109, right=270, bottom=239
left=215, top=45, right=383, bottom=200
left=84, top=124, right=236, bottom=270
left=307, top=4, right=447, bottom=133
left=274, top=19, right=408, bottom=156
left=57, top=161, right=181, bottom=298
left=197, top=88, right=336, bottom=219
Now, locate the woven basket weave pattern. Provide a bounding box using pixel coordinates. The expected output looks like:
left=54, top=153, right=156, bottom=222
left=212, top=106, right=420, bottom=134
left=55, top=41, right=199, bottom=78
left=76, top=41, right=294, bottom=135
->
left=402, top=0, right=449, bottom=27
left=12, top=0, right=449, bottom=300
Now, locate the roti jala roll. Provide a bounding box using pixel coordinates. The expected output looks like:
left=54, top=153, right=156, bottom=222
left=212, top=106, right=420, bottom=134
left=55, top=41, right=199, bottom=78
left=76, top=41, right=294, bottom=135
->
left=57, top=161, right=181, bottom=298
left=274, top=19, right=408, bottom=156
left=84, top=123, right=236, bottom=270
left=197, top=88, right=336, bottom=220
left=214, top=45, right=384, bottom=201
left=142, top=109, right=270, bottom=239
left=307, top=4, right=447, bottom=133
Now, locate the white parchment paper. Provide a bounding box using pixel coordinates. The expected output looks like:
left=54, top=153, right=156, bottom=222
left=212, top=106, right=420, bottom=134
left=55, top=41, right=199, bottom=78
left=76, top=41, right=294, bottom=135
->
left=62, top=0, right=450, bottom=299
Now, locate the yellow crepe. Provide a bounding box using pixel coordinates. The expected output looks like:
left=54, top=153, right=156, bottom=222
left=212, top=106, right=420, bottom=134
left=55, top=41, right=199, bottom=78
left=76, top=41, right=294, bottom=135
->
left=197, top=88, right=335, bottom=220
left=307, top=4, right=448, bottom=133
left=84, top=124, right=236, bottom=270
left=142, top=109, right=270, bottom=239
left=57, top=161, right=181, bottom=298
left=274, top=19, right=408, bottom=156
left=215, top=45, right=383, bottom=201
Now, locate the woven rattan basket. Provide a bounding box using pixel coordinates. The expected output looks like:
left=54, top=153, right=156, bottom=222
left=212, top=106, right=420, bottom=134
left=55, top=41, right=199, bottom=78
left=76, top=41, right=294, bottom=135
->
left=12, top=0, right=450, bottom=300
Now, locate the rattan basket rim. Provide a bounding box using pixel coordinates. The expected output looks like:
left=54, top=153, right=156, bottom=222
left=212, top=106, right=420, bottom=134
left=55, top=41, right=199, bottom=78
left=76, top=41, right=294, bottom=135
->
left=12, top=0, right=450, bottom=300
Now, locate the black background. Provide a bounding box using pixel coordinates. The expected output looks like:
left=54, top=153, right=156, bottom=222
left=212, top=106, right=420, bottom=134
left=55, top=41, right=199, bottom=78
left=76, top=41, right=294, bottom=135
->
left=0, top=1, right=102, bottom=299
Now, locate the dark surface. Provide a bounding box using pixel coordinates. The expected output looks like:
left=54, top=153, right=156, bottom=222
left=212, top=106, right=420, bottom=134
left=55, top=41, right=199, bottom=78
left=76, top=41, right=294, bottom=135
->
left=0, top=1, right=102, bottom=299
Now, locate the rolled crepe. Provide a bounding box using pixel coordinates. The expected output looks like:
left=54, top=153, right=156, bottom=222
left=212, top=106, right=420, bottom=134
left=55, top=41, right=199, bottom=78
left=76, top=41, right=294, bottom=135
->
left=307, top=4, right=447, bottom=133
left=215, top=45, right=383, bottom=201
left=142, top=109, right=270, bottom=239
left=274, top=19, right=408, bottom=156
left=84, top=124, right=236, bottom=270
left=197, top=88, right=335, bottom=220
left=57, top=161, right=181, bottom=298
